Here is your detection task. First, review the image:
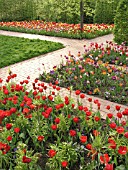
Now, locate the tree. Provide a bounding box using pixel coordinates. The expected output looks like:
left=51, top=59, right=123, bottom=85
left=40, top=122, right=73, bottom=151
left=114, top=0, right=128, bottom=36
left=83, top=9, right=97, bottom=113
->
left=0, top=0, right=37, bottom=21
left=80, top=0, right=84, bottom=31
left=35, top=0, right=96, bottom=24
left=83, top=0, right=96, bottom=23
left=93, top=0, right=119, bottom=24
left=114, top=0, right=128, bottom=45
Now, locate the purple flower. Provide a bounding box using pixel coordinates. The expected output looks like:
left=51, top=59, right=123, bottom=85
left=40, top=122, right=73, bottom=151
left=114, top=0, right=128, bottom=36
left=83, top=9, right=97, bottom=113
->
left=14, top=148, right=18, bottom=152
left=50, top=70, right=54, bottom=74
left=112, top=76, right=117, bottom=80
left=112, top=60, right=115, bottom=63
left=72, top=68, right=76, bottom=71
left=116, top=57, right=119, bottom=60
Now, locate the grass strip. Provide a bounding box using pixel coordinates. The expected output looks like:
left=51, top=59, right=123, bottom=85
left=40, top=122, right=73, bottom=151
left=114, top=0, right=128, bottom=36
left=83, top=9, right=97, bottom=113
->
left=0, top=35, right=64, bottom=68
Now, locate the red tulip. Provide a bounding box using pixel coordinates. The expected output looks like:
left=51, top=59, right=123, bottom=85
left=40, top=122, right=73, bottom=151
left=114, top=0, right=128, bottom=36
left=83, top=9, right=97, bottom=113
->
left=117, top=112, right=122, bottom=119
left=61, top=161, right=68, bottom=167
left=10, top=107, right=17, bottom=113
left=7, top=136, right=12, bottom=141
left=23, top=108, right=30, bottom=114
left=69, top=130, right=77, bottom=137
left=88, top=98, right=92, bottom=102
left=86, top=143, right=92, bottom=150
left=107, top=113, right=113, bottom=119
left=75, top=90, right=81, bottom=95
left=4, top=89, right=9, bottom=95
left=78, top=105, right=83, bottom=111
left=14, top=127, right=20, bottom=133
left=6, top=123, right=12, bottom=130
left=106, top=105, right=110, bottom=110
left=54, top=117, right=60, bottom=124
left=51, top=124, right=57, bottom=130
left=115, top=105, right=121, bottom=111
left=124, top=132, right=128, bottom=138
left=118, top=146, right=127, bottom=155
left=42, top=95, right=46, bottom=100
left=72, top=104, right=75, bottom=108
left=121, top=121, right=126, bottom=126
left=48, top=149, right=56, bottom=158
left=109, top=122, right=116, bottom=129
left=80, top=93, right=85, bottom=99
left=33, top=90, right=38, bottom=96
left=0, top=78, right=3, bottom=83
left=122, top=109, right=128, bottom=116
left=80, top=136, right=87, bottom=143
left=104, top=164, right=113, bottom=170
left=86, top=111, right=92, bottom=117
left=37, top=136, right=44, bottom=141
left=108, top=139, right=116, bottom=149
left=48, top=95, right=53, bottom=101
left=22, top=156, right=31, bottom=163
left=94, top=116, right=100, bottom=122
left=116, top=126, right=124, bottom=134
left=73, top=117, right=79, bottom=123
left=100, top=154, right=110, bottom=164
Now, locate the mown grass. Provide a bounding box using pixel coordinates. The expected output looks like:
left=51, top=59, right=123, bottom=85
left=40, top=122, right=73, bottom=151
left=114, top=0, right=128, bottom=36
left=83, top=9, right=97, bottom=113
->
left=0, top=35, right=64, bottom=68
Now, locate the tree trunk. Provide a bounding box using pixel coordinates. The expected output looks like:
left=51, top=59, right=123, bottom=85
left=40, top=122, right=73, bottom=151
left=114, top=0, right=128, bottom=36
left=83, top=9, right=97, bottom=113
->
left=80, top=0, right=84, bottom=32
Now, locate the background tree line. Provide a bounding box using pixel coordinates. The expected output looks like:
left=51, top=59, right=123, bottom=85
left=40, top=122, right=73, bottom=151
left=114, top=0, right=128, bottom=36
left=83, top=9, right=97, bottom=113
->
left=0, top=0, right=127, bottom=44
left=0, top=0, right=119, bottom=24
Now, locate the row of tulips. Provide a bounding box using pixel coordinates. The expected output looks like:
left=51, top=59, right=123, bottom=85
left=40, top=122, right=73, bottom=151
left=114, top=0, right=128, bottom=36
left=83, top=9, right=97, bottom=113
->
left=40, top=42, right=128, bottom=105
left=0, top=74, right=128, bottom=170
left=0, top=20, right=114, bottom=39
left=84, top=41, right=128, bottom=66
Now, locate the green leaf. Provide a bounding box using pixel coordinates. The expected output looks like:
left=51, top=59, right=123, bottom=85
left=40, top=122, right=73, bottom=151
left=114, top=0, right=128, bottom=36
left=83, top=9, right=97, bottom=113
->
left=19, top=133, right=25, bottom=139
left=115, top=164, right=126, bottom=170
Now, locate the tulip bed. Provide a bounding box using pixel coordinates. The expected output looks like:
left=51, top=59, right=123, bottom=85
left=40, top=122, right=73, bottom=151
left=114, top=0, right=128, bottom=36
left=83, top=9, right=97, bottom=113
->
left=40, top=42, right=128, bottom=105
left=0, top=20, right=114, bottom=39
left=0, top=35, right=64, bottom=68
left=0, top=74, right=128, bottom=170
left=84, top=41, right=128, bottom=67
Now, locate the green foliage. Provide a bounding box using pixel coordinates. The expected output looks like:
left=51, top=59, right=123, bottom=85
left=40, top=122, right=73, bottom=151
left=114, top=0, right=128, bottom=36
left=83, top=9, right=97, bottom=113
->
left=0, top=0, right=37, bottom=21
left=0, top=35, right=64, bottom=68
left=83, top=0, right=96, bottom=23
left=46, top=142, right=78, bottom=169
left=36, top=0, right=96, bottom=24
left=35, top=0, right=80, bottom=24
left=0, top=0, right=97, bottom=24
left=94, top=0, right=119, bottom=24
left=114, top=0, right=128, bottom=45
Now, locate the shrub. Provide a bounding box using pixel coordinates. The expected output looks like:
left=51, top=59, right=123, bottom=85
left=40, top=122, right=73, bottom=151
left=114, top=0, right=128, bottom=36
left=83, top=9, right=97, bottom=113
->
left=0, top=0, right=37, bottom=21
left=114, top=0, right=128, bottom=45
left=93, top=0, right=119, bottom=24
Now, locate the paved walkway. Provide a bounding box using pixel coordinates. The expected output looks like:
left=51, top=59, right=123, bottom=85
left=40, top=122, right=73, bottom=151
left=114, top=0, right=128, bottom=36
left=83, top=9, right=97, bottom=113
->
left=0, top=30, right=127, bottom=119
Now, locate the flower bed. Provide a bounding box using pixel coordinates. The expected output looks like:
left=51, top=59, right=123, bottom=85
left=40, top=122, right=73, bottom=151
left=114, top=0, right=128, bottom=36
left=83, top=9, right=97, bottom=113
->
left=0, top=20, right=114, bottom=39
left=40, top=48, right=128, bottom=105
left=0, top=75, right=128, bottom=170
left=84, top=41, right=128, bottom=66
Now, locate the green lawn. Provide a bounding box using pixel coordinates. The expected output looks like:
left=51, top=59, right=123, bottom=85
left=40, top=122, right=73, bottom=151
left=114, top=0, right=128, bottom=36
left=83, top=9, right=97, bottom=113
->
left=0, top=35, right=64, bottom=68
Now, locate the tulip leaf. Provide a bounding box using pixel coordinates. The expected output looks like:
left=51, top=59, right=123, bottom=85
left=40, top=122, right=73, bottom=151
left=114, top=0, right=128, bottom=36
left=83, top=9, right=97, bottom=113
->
left=115, top=165, right=126, bottom=170
left=19, top=133, right=25, bottom=139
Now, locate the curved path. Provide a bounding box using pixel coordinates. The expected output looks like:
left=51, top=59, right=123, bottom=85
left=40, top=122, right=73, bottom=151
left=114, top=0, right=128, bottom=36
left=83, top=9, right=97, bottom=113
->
left=0, top=30, right=127, bottom=118
left=0, top=30, right=114, bottom=81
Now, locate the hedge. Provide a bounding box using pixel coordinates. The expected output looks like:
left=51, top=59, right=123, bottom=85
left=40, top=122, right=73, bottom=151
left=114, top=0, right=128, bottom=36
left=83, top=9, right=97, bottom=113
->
left=114, top=0, right=128, bottom=45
